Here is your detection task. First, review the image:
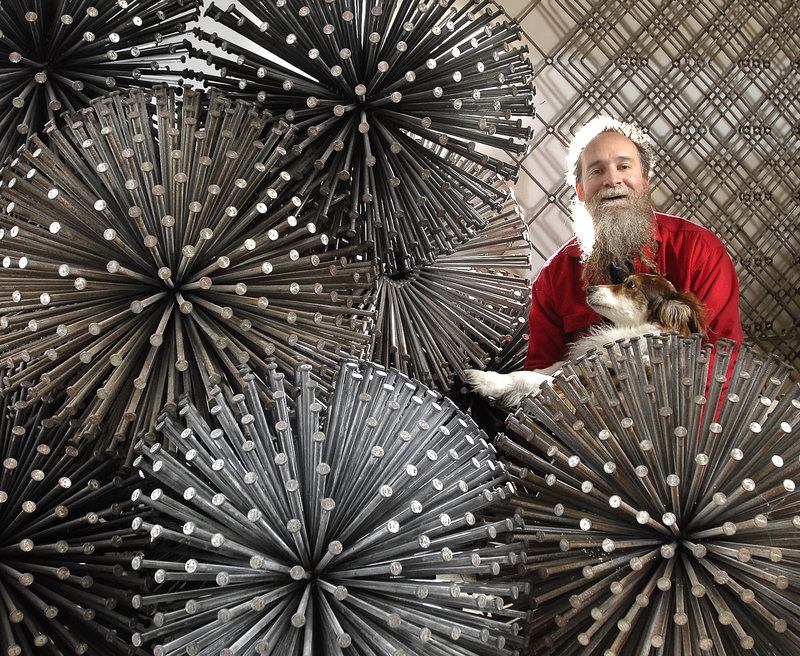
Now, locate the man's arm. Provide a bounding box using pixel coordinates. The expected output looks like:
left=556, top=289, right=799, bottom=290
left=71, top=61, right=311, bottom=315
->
left=524, top=276, right=570, bottom=370
left=689, top=237, right=744, bottom=345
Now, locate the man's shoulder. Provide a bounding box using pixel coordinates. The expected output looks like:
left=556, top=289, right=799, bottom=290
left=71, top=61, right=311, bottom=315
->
left=534, top=239, right=582, bottom=289
left=655, top=211, right=725, bottom=246
left=544, top=237, right=581, bottom=266
left=656, top=211, right=712, bottom=234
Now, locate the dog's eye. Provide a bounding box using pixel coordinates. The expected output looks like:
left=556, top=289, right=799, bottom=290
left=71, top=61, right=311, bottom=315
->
left=625, top=280, right=636, bottom=289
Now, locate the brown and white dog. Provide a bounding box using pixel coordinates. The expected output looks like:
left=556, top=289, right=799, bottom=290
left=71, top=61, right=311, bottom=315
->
left=464, top=273, right=707, bottom=407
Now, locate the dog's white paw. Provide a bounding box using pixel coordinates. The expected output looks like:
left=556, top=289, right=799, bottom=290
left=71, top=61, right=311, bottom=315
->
left=464, top=369, right=553, bottom=408
left=497, top=389, right=529, bottom=408
left=463, top=369, right=516, bottom=398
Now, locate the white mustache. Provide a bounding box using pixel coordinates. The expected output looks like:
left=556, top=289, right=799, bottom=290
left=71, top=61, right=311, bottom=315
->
left=595, top=189, right=630, bottom=200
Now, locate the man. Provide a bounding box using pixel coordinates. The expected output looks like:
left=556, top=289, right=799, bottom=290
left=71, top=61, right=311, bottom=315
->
left=524, top=116, right=743, bottom=372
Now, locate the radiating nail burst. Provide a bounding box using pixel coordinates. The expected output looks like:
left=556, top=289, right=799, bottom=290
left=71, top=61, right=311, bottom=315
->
left=0, top=0, right=201, bottom=164
left=485, top=311, right=530, bottom=375
left=194, top=0, right=535, bottom=274
left=0, top=366, right=148, bottom=655
left=130, top=359, right=530, bottom=655
left=0, top=85, right=375, bottom=457
left=496, top=334, right=800, bottom=655
left=371, top=182, right=531, bottom=390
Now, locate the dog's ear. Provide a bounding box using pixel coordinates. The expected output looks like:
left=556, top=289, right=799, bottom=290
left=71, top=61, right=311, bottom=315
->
left=652, top=290, right=707, bottom=336
left=678, top=289, right=708, bottom=335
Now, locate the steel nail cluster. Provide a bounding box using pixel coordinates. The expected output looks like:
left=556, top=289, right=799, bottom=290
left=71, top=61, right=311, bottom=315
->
left=0, top=374, right=148, bottom=655
left=370, top=185, right=532, bottom=390
left=496, top=334, right=800, bottom=655
left=130, top=359, right=530, bottom=655
left=0, top=85, right=375, bottom=456
left=193, top=0, right=535, bottom=274
left=0, top=0, right=202, bottom=164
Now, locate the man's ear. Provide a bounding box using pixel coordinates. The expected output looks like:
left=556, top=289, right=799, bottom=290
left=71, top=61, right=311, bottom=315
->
left=575, top=183, right=584, bottom=201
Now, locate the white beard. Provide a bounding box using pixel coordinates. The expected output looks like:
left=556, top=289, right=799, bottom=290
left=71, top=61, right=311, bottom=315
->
left=572, top=188, right=657, bottom=284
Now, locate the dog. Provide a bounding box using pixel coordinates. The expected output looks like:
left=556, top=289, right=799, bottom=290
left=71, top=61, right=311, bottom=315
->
left=464, top=273, right=707, bottom=407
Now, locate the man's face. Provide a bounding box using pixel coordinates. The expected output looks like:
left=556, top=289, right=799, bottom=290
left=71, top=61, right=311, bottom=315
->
left=575, top=131, right=649, bottom=204
left=571, top=131, right=658, bottom=285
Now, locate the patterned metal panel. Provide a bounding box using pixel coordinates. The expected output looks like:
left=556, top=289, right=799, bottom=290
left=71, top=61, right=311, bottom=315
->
left=504, top=0, right=800, bottom=368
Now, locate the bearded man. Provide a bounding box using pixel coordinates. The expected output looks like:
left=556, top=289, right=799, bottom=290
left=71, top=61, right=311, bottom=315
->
left=524, top=116, right=743, bottom=372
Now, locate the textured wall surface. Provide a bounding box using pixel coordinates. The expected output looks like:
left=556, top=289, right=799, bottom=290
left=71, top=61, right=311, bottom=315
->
left=500, top=0, right=799, bottom=367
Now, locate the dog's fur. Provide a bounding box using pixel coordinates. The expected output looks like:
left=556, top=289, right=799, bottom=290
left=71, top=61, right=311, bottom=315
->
left=464, top=273, right=707, bottom=407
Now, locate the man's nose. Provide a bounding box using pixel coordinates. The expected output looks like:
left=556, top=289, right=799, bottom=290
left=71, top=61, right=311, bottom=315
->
left=604, top=168, right=623, bottom=185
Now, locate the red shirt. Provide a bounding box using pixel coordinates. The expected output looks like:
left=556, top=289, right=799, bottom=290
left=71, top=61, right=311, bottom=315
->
left=524, top=212, right=744, bottom=370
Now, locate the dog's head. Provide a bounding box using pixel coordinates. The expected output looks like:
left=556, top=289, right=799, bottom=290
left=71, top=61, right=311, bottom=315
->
left=586, top=273, right=707, bottom=335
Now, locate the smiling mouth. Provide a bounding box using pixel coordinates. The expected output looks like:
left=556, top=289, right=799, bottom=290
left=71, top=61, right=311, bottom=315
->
left=600, top=193, right=628, bottom=203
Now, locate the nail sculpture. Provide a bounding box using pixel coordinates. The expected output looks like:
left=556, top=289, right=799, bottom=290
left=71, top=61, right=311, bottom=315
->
left=496, top=334, right=800, bottom=655
left=131, top=359, right=530, bottom=655
left=0, top=0, right=201, bottom=163
left=0, top=365, right=148, bottom=655
left=0, top=85, right=375, bottom=456
left=193, top=0, right=535, bottom=274
left=370, top=183, right=532, bottom=390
